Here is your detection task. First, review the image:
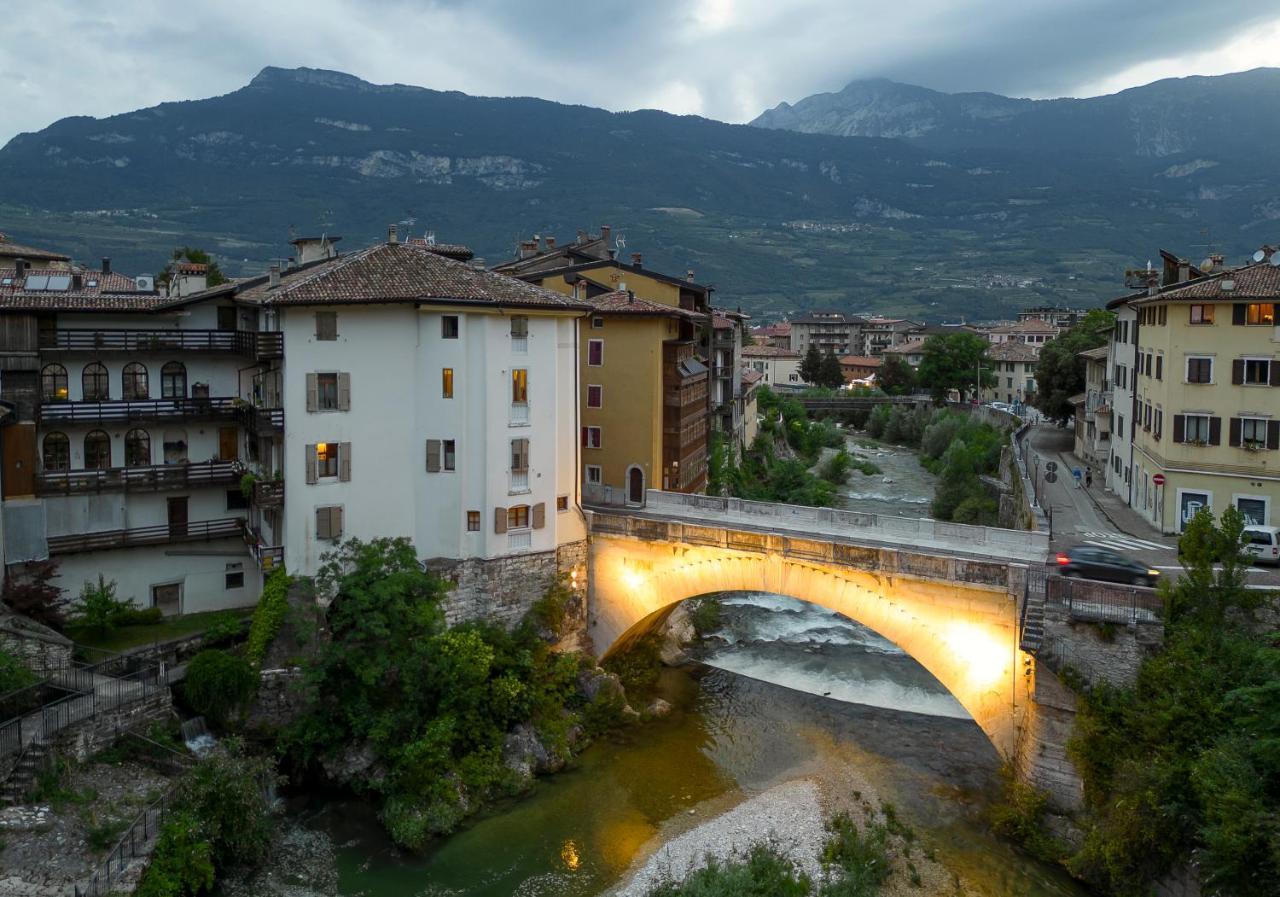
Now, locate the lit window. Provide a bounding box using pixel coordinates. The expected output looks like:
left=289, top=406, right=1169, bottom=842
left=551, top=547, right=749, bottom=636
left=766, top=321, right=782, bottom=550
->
left=442, top=367, right=454, bottom=398
left=556, top=495, right=569, bottom=512
left=1189, top=304, right=1214, bottom=325
left=507, top=505, right=530, bottom=530
left=1246, top=303, right=1275, bottom=326
left=41, top=364, right=68, bottom=401
left=316, top=442, right=338, bottom=477
left=467, top=510, right=480, bottom=531
left=512, top=368, right=528, bottom=404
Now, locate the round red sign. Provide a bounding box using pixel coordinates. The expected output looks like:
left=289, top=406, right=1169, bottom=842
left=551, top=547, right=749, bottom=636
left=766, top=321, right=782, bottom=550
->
left=1152, top=473, right=1166, bottom=486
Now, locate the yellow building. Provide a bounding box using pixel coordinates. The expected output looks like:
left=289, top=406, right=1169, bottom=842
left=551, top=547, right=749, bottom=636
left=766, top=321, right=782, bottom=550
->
left=1120, top=256, right=1280, bottom=532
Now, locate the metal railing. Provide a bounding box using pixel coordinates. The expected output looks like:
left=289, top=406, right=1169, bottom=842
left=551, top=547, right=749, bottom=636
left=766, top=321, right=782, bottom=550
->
left=39, top=328, right=281, bottom=357
left=36, top=460, right=241, bottom=496
left=74, top=793, right=168, bottom=897
left=251, top=478, right=284, bottom=508
left=243, top=523, right=284, bottom=571
left=509, top=402, right=530, bottom=426
left=1045, top=575, right=1163, bottom=624
left=238, top=404, right=284, bottom=434
left=47, top=517, right=246, bottom=555
left=38, top=397, right=242, bottom=425
left=509, top=469, right=530, bottom=492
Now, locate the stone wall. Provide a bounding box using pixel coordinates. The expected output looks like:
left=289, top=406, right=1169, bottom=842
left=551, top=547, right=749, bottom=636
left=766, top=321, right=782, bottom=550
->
left=1041, top=603, right=1164, bottom=690
left=0, top=614, right=72, bottom=674
left=429, top=539, right=588, bottom=631
left=1015, top=664, right=1085, bottom=813
left=54, top=690, right=173, bottom=763
left=245, top=668, right=308, bottom=735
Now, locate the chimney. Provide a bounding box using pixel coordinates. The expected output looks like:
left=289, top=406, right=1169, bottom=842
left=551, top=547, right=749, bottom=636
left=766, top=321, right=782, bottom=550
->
left=1178, top=259, right=1190, bottom=282
left=546, top=236, right=556, bottom=250
left=686, top=269, right=695, bottom=282
left=627, top=290, right=635, bottom=304
left=631, top=252, right=642, bottom=268
left=618, top=281, right=627, bottom=293
left=387, top=224, right=398, bottom=244
left=1146, top=271, right=1160, bottom=297
left=576, top=229, right=587, bottom=243
left=14, top=258, right=27, bottom=278
left=1210, top=253, right=1225, bottom=270
left=72, top=273, right=83, bottom=291
left=600, top=224, right=611, bottom=244
left=519, top=239, right=538, bottom=259
left=470, top=258, right=487, bottom=270
left=102, top=257, right=111, bottom=275
left=269, top=264, right=281, bottom=288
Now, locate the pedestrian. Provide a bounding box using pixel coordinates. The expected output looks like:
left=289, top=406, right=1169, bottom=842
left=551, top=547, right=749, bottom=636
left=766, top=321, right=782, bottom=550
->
left=1086, top=468, right=1093, bottom=489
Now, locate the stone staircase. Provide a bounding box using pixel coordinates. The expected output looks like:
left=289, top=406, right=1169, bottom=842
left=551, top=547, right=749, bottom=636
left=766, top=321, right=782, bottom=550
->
left=1019, top=567, right=1047, bottom=654
left=0, top=739, right=50, bottom=806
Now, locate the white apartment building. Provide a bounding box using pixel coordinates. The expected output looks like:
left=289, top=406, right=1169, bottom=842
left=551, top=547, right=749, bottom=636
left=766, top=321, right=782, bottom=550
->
left=1104, top=300, right=1138, bottom=499
left=742, top=345, right=803, bottom=387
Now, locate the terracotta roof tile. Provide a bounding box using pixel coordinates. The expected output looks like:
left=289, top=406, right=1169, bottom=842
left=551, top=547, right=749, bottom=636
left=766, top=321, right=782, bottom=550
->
left=1137, top=261, right=1280, bottom=302
left=585, top=291, right=700, bottom=319
left=0, top=266, right=156, bottom=311
left=741, top=367, right=763, bottom=385
left=839, top=355, right=882, bottom=367
left=987, top=341, right=1040, bottom=362
left=884, top=338, right=928, bottom=355
left=742, top=344, right=800, bottom=358
left=0, top=236, right=70, bottom=262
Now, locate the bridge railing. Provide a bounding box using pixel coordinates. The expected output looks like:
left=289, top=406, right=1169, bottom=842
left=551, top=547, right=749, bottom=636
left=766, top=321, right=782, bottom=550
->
left=638, top=490, right=1048, bottom=560
left=1045, top=575, right=1164, bottom=625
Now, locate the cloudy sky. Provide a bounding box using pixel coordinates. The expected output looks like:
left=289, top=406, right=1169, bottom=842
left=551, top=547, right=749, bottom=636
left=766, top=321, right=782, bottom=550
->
left=4, top=0, right=1279, bottom=145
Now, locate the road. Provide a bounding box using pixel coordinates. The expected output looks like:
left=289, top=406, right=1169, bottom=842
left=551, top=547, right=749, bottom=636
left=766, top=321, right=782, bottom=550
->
left=1023, top=424, right=1280, bottom=588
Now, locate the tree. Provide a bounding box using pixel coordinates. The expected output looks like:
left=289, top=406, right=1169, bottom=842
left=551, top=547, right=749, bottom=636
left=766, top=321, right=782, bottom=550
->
left=156, top=247, right=227, bottom=289
left=878, top=355, right=916, bottom=395
left=2, top=560, right=66, bottom=629
left=916, top=333, right=994, bottom=402
left=817, top=349, right=845, bottom=389
left=1031, top=309, right=1116, bottom=424
left=798, top=343, right=823, bottom=385
left=183, top=650, right=258, bottom=729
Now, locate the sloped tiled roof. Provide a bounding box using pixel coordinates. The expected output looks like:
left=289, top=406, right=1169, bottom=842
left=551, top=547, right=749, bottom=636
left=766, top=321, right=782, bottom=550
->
left=839, top=355, right=881, bottom=367
left=240, top=242, right=589, bottom=310
left=1135, top=261, right=1280, bottom=302
left=1078, top=345, right=1109, bottom=360
left=0, top=235, right=70, bottom=262
left=586, top=291, right=700, bottom=319
left=884, top=338, right=928, bottom=355
left=743, top=344, right=800, bottom=358
left=987, top=341, right=1040, bottom=362
left=990, top=319, right=1060, bottom=334
left=0, top=266, right=157, bottom=311
left=741, top=367, right=763, bottom=385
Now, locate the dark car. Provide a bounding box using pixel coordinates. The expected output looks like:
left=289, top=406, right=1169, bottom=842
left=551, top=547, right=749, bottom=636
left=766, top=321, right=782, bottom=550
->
left=1056, top=545, right=1160, bottom=587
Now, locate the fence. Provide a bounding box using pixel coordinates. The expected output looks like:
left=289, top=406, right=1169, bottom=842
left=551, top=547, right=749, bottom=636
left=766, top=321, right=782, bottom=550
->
left=74, top=793, right=168, bottom=897
left=47, top=517, right=245, bottom=554
left=1045, top=575, right=1163, bottom=625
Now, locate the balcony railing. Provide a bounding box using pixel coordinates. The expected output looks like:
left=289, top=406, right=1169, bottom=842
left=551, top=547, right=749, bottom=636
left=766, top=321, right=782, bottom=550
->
left=507, top=530, right=532, bottom=551
left=509, top=469, right=530, bottom=493
left=510, top=335, right=528, bottom=354
left=243, top=523, right=284, bottom=571
left=237, top=404, right=284, bottom=434
left=251, top=479, right=284, bottom=509
left=39, top=328, right=283, bottom=360
left=38, top=397, right=243, bottom=425
left=509, top=402, right=530, bottom=426
left=36, top=460, right=241, bottom=496
left=47, top=516, right=246, bottom=555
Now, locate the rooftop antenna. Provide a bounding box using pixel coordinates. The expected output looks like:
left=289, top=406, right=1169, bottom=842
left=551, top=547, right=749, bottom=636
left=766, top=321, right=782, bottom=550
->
left=615, top=232, right=626, bottom=250
left=1194, top=226, right=1216, bottom=258
left=425, top=230, right=436, bottom=246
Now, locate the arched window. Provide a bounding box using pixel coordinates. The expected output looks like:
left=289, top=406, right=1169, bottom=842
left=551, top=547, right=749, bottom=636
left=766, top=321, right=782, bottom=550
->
left=42, top=432, right=69, bottom=471
left=82, top=362, right=109, bottom=401
left=84, top=430, right=111, bottom=469
left=161, top=362, right=186, bottom=399
left=122, top=362, right=149, bottom=400
left=125, top=429, right=151, bottom=467
left=40, top=364, right=68, bottom=402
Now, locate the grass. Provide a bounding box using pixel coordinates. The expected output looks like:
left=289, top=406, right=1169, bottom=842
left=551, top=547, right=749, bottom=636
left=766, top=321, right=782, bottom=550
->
left=68, top=609, right=252, bottom=653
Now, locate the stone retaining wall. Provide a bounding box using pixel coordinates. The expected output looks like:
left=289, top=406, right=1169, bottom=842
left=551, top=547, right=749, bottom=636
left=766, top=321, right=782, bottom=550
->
left=0, top=615, right=72, bottom=674
left=1015, top=664, right=1085, bottom=813
left=428, top=540, right=589, bottom=630
left=1042, top=603, right=1163, bottom=690
left=55, top=690, right=173, bottom=763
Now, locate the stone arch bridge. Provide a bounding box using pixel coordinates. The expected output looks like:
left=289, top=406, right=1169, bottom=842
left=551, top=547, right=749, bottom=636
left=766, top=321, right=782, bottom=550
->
left=585, top=491, right=1049, bottom=758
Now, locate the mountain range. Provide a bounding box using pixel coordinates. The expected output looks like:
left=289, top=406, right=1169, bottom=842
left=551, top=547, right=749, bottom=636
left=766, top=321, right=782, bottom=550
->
left=2, top=66, right=1278, bottom=321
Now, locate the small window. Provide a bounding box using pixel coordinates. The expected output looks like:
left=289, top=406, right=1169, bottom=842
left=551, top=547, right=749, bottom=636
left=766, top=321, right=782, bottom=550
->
left=557, top=495, right=569, bottom=512
left=1189, top=304, right=1214, bottom=325
left=1187, top=357, right=1213, bottom=384
left=224, top=564, right=244, bottom=590
left=511, top=438, right=529, bottom=473
left=1244, top=358, right=1271, bottom=385
left=443, top=439, right=456, bottom=471
left=1242, top=417, right=1268, bottom=448
left=442, top=315, right=459, bottom=339
left=583, top=426, right=602, bottom=449
left=316, top=441, right=338, bottom=478
left=586, top=384, right=602, bottom=408
left=1185, top=414, right=1211, bottom=443
left=125, top=428, right=151, bottom=466
left=317, top=372, right=339, bottom=410
left=585, top=465, right=602, bottom=485
left=316, top=311, right=338, bottom=341
left=510, top=316, right=529, bottom=338
left=512, top=368, right=528, bottom=404
left=467, top=510, right=481, bottom=531
left=1246, top=303, right=1275, bottom=326
left=587, top=339, right=604, bottom=366
left=315, top=505, right=344, bottom=540
left=591, top=317, right=604, bottom=329
left=507, top=505, right=530, bottom=530
left=442, top=367, right=454, bottom=399
left=226, top=489, right=249, bottom=511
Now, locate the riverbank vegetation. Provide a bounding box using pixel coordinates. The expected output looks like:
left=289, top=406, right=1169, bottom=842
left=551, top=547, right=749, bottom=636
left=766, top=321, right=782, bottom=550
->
left=1061, top=508, right=1280, bottom=897
left=867, top=405, right=1006, bottom=524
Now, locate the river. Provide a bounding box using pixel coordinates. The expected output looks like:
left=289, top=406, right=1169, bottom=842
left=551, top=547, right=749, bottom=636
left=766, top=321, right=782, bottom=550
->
left=283, top=433, right=1087, bottom=897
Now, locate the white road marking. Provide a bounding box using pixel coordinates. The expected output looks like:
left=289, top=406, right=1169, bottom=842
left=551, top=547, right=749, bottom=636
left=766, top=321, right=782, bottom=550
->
left=1080, top=531, right=1169, bottom=551
left=1151, top=564, right=1267, bottom=575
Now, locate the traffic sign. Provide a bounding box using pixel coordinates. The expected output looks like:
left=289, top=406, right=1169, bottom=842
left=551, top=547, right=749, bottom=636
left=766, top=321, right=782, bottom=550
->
left=1045, top=471, right=1058, bottom=484
left=1045, top=461, right=1058, bottom=472
left=1152, top=473, right=1166, bottom=486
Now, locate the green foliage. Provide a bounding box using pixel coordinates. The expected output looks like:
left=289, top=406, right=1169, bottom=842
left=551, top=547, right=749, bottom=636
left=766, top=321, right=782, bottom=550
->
left=288, top=537, right=592, bottom=849
left=135, top=811, right=215, bottom=897
left=686, top=595, right=724, bottom=638
left=526, top=574, right=573, bottom=636
left=239, top=472, right=258, bottom=499
left=1067, top=508, right=1280, bottom=896
left=603, top=632, right=664, bottom=699
left=2, top=560, right=66, bottom=629
left=820, top=812, right=892, bottom=897
left=1030, top=309, right=1115, bottom=424
left=645, top=846, right=813, bottom=897
left=245, top=569, right=292, bottom=666
left=155, top=246, right=227, bottom=288
left=73, top=575, right=147, bottom=635
left=716, top=398, right=848, bottom=506
left=849, top=457, right=882, bottom=476
left=818, top=350, right=846, bottom=389
left=917, top=333, right=994, bottom=402
left=182, top=650, right=257, bottom=728
left=27, top=755, right=95, bottom=807
left=877, top=355, right=916, bottom=396
left=173, top=737, right=281, bottom=870
left=987, top=762, right=1067, bottom=864
left=86, top=815, right=131, bottom=851
left=0, top=648, right=35, bottom=694
left=819, top=450, right=853, bottom=484
left=200, top=611, right=247, bottom=647
left=799, top=344, right=825, bottom=386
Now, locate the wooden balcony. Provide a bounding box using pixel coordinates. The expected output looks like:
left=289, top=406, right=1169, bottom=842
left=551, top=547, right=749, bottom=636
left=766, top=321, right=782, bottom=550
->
left=251, top=479, right=284, bottom=509
left=237, top=404, right=284, bottom=434
left=39, top=328, right=284, bottom=360
left=47, top=516, right=246, bottom=555
left=37, top=460, right=240, bottom=496
left=243, top=523, right=284, bottom=571
left=38, top=397, right=242, bottom=425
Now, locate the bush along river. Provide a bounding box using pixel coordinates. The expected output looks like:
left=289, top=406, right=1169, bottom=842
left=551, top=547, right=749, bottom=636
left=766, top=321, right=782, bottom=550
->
left=268, top=592, right=1088, bottom=897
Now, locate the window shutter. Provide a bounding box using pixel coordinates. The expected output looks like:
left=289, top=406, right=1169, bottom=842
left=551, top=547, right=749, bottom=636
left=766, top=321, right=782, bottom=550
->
left=332, top=506, right=344, bottom=539
left=1209, top=416, right=1222, bottom=446
left=426, top=439, right=441, bottom=472
left=338, top=442, right=352, bottom=481
left=532, top=502, right=546, bottom=529
left=1233, top=304, right=1246, bottom=325
left=1232, top=359, right=1244, bottom=385
left=1155, top=411, right=1163, bottom=440
left=305, top=444, right=318, bottom=484
left=337, top=372, right=351, bottom=411
left=581, top=427, right=588, bottom=447
left=1172, top=415, right=1185, bottom=444
left=1155, top=356, right=1163, bottom=380
left=517, top=438, right=529, bottom=471
left=1230, top=417, right=1242, bottom=447
left=1271, top=360, right=1280, bottom=386
left=1159, top=306, right=1167, bottom=325
left=315, top=506, right=330, bottom=540
left=494, top=508, right=507, bottom=534
left=306, top=373, right=318, bottom=412
left=1269, top=421, right=1280, bottom=451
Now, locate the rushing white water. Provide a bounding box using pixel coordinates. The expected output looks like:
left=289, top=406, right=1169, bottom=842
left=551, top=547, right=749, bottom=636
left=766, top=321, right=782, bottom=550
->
left=181, top=716, right=217, bottom=756
left=700, top=593, right=971, bottom=720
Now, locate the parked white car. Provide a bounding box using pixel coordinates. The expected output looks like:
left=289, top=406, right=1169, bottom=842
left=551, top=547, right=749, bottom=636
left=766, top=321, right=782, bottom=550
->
left=1243, top=525, right=1280, bottom=565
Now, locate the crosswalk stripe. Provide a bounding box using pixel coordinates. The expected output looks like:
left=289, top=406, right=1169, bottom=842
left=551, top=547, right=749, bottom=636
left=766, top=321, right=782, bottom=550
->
left=1081, top=531, right=1168, bottom=551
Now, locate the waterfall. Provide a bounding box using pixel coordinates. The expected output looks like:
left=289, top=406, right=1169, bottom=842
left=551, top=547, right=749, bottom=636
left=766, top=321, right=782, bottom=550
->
left=181, top=716, right=216, bottom=755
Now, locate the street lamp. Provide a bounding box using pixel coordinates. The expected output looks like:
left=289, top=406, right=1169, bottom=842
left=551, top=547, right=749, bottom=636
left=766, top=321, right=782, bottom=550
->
left=974, top=361, right=991, bottom=405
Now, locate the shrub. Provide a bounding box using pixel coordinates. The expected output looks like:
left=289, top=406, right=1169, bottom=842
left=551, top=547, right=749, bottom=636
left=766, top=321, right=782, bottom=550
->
left=135, top=811, right=215, bottom=897
left=0, top=649, right=36, bottom=694
left=686, top=595, right=724, bottom=639
left=245, top=569, right=291, bottom=666
left=987, top=762, right=1066, bottom=864
left=821, top=812, right=891, bottom=897
left=171, top=737, right=281, bottom=870
left=73, top=575, right=142, bottom=635
left=603, top=632, right=663, bottom=698
left=819, top=450, right=853, bottom=484
left=2, top=560, right=67, bottom=629
left=182, top=650, right=257, bottom=728
left=645, top=845, right=812, bottom=896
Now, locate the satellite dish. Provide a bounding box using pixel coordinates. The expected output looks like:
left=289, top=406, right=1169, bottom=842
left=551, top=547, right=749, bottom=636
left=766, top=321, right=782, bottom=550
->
left=1271, top=253, right=1280, bottom=267
left=1254, top=250, right=1266, bottom=263
left=1201, top=258, right=1214, bottom=272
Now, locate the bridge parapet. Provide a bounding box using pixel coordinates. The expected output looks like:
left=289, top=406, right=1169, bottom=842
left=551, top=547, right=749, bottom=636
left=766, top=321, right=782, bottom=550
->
left=635, top=490, right=1048, bottom=565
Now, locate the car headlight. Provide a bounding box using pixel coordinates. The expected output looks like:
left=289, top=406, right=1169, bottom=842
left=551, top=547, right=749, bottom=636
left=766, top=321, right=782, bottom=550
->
left=1146, top=569, right=1160, bottom=577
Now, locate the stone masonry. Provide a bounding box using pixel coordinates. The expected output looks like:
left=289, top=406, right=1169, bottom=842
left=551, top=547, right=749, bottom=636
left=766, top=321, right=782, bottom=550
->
left=0, top=613, right=72, bottom=674
left=428, top=539, right=588, bottom=630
